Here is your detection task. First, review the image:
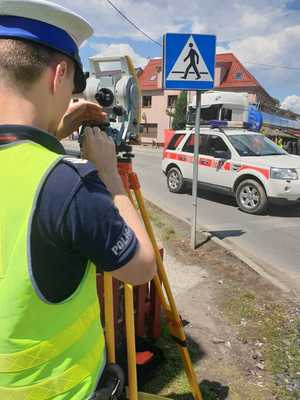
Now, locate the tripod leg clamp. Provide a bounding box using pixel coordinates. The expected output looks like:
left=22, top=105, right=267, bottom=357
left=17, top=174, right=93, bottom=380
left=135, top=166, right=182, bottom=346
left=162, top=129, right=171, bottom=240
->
left=171, top=335, right=187, bottom=347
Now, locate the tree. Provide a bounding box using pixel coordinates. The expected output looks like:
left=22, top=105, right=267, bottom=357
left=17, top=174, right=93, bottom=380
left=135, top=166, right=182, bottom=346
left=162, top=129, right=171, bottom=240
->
left=272, top=97, right=281, bottom=107
left=172, top=91, right=187, bottom=130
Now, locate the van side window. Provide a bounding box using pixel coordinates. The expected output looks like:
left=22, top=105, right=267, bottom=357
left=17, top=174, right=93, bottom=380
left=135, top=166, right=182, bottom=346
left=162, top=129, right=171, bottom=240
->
left=167, top=134, right=185, bottom=150
left=205, top=135, right=231, bottom=158
left=182, top=134, right=207, bottom=153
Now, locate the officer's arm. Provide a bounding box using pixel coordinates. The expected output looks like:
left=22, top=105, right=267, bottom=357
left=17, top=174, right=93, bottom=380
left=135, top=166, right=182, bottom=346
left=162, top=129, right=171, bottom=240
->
left=108, top=184, right=156, bottom=286
left=82, top=128, right=156, bottom=286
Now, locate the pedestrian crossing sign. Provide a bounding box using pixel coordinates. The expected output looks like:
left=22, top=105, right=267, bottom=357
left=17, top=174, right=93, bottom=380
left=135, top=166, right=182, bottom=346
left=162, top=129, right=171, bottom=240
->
left=163, top=33, right=216, bottom=90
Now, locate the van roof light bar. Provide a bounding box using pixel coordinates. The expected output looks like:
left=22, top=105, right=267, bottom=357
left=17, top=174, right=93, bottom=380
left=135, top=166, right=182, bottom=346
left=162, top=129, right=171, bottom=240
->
left=209, top=120, right=252, bottom=129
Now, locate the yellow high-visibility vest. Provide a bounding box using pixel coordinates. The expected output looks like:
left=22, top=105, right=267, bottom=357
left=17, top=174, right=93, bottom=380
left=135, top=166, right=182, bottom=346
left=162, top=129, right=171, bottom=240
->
left=0, top=141, right=105, bottom=400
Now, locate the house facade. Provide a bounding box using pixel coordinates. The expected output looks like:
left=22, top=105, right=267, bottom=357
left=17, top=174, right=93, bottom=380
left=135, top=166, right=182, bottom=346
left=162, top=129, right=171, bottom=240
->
left=138, top=58, right=180, bottom=143
left=213, top=53, right=277, bottom=109
left=139, top=53, right=295, bottom=143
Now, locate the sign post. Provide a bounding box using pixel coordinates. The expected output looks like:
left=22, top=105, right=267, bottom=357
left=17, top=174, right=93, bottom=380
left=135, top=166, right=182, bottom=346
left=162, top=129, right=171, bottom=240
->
left=163, top=33, right=216, bottom=249
left=191, top=91, right=201, bottom=249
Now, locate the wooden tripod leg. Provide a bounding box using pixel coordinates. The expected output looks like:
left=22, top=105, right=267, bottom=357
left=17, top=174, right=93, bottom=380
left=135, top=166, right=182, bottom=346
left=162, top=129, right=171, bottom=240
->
left=125, top=284, right=139, bottom=400
left=128, top=181, right=203, bottom=400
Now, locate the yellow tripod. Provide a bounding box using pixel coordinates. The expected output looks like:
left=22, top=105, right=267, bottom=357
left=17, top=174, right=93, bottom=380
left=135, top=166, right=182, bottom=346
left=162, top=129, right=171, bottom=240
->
left=103, top=155, right=203, bottom=400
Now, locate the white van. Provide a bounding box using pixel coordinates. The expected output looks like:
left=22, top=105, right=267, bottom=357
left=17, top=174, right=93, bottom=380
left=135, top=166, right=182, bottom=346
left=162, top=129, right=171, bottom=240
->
left=162, top=122, right=300, bottom=214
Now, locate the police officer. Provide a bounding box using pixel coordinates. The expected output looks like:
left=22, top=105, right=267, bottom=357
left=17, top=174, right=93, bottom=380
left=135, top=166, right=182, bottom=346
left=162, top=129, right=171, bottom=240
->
left=0, top=1, right=156, bottom=399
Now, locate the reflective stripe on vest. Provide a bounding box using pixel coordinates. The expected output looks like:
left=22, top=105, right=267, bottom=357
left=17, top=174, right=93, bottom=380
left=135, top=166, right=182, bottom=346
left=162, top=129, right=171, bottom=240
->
left=0, top=141, right=105, bottom=400
left=0, top=341, right=103, bottom=400
left=0, top=300, right=99, bottom=373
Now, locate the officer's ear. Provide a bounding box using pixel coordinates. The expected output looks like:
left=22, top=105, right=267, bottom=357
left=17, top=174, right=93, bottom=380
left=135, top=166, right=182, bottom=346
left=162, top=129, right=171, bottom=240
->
left=51, top=60, right=70, bottom=94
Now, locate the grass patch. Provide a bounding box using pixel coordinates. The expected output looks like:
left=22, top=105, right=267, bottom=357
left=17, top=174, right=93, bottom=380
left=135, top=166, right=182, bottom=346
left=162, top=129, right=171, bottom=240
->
left=149, top=212, right=164, bottom=230
left=142, top=324, right=197, bottom=399
left=148, top=208, right=177, bottom=242
left=141, top=325, right=231, bottom=400
left=221, top=288, right=300, bottom=399
left=144, top=200, right=299, bottom=399
left=162, top=227, right=176, bottom=241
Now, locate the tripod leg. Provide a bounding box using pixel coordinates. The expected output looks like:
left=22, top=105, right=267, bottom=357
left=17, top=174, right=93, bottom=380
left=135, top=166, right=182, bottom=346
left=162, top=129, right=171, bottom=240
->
left=127, top=189, right=137, bottom=209
left=125, top=284, right=139, bottom=400
left=104, top=273, right=116, bottom=364
left=128, top=178, right=203, bottom=400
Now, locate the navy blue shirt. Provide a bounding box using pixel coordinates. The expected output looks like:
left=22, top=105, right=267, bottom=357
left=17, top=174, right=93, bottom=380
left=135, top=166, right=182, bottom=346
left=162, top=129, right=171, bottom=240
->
left=0, top=125, right=138, bottom=303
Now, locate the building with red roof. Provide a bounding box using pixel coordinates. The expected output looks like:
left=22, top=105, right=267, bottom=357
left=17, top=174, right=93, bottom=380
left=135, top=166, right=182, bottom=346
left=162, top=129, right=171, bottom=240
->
left=139, top=53, right=296, bottom=143
left=214, top=53, right=277, bottom=109
left=139, top=58, right=180, bottom=143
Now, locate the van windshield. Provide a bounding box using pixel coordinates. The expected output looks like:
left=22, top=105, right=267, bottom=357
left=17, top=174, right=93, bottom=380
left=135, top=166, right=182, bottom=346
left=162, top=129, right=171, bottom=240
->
left=228, top=134, right=287, bottom=157
left=187, top=105, right=222, bottom=125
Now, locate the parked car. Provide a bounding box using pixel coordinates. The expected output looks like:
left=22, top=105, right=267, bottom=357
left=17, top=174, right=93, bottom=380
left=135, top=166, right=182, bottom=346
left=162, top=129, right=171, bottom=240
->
left=162, top=122, right=300, bottom=214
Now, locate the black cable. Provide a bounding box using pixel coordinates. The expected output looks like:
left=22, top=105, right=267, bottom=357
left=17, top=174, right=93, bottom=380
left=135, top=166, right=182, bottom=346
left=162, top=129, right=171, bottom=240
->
left=104, top=0, right=162, bottom=47
left=242, top=61, right=300, bottom=71
left=104, top=0, right=299, bottom=71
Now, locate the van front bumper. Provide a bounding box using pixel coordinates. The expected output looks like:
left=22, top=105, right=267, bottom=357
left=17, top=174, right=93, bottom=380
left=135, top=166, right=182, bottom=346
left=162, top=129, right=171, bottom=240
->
left=268, top=179, right=300, bottom=203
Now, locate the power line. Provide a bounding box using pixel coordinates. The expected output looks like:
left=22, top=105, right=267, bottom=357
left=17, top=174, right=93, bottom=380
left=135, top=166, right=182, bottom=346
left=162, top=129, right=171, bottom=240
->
left=103, top=1, right=300, bottom=71
left=104, top=0, right=162, bottom=47
left=242, top=60, right=300, bottom=71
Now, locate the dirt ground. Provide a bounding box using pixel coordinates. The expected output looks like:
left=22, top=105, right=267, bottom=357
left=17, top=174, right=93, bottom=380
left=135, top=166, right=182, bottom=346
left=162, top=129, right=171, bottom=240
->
left=143, top=200, right=300, bottom=400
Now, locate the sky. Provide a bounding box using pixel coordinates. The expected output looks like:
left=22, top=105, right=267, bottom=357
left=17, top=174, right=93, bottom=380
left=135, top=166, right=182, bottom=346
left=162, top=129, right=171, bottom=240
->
left=57, top=0, right=300, bottom=113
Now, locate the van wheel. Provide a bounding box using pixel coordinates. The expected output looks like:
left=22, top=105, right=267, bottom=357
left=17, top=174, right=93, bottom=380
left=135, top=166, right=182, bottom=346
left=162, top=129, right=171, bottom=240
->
left=236, top=179, right=268, bottom=214
left=167, top=167, right=185, bottom=193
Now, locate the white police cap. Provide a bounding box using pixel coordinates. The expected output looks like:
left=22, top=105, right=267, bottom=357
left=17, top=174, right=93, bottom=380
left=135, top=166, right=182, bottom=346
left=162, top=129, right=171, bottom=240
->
left=0, top=0, right=94, bottom=93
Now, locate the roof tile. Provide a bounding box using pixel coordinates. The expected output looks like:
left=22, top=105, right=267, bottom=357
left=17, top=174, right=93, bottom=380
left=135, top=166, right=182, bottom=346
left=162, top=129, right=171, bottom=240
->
left=139, top=58, right=162, bottom=90
left=139, top=53, right=268, bottom=95
left=216, top=53, right=260, bottom=88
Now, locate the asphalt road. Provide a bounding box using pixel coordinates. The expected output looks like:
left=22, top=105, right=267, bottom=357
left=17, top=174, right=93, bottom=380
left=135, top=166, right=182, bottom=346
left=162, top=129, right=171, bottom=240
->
left=63, top=140, right=300, bottom=293
left=131, top=146, right=300, bottom=293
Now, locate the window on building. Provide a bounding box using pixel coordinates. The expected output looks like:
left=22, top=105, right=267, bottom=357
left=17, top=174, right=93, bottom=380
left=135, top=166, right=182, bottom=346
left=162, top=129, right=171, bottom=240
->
left=167, top=95, right=178, bottom=108
left=235, top=72, right=243, bottom=80
left=142, top=96, right=152, bottom=107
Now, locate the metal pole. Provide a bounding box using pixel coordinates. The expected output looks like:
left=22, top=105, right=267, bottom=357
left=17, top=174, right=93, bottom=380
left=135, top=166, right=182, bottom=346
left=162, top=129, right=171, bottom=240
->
left=191, top=91, right=202, bottom=249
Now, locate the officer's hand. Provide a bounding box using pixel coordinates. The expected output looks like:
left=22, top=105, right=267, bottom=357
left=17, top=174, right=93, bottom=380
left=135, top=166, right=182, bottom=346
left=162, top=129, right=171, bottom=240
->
left=82, top=127, right=123, bottom=195
left=55, top=99, right=107, bottom=140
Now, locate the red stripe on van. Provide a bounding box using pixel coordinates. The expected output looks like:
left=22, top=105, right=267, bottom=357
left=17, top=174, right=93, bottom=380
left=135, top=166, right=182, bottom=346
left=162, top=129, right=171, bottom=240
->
left=238, top=165, right=270, bottom=179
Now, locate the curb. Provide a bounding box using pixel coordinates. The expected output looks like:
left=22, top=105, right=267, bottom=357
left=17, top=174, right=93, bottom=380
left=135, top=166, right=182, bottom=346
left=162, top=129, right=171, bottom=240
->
left=202, top=231, right=291, bottom=293
left=146, top=199, right=295, bottom=295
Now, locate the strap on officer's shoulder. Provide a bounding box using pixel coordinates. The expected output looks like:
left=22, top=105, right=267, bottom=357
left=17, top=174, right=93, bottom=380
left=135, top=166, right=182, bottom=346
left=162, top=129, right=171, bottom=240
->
left=62, top=157, right=97, bottom=180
